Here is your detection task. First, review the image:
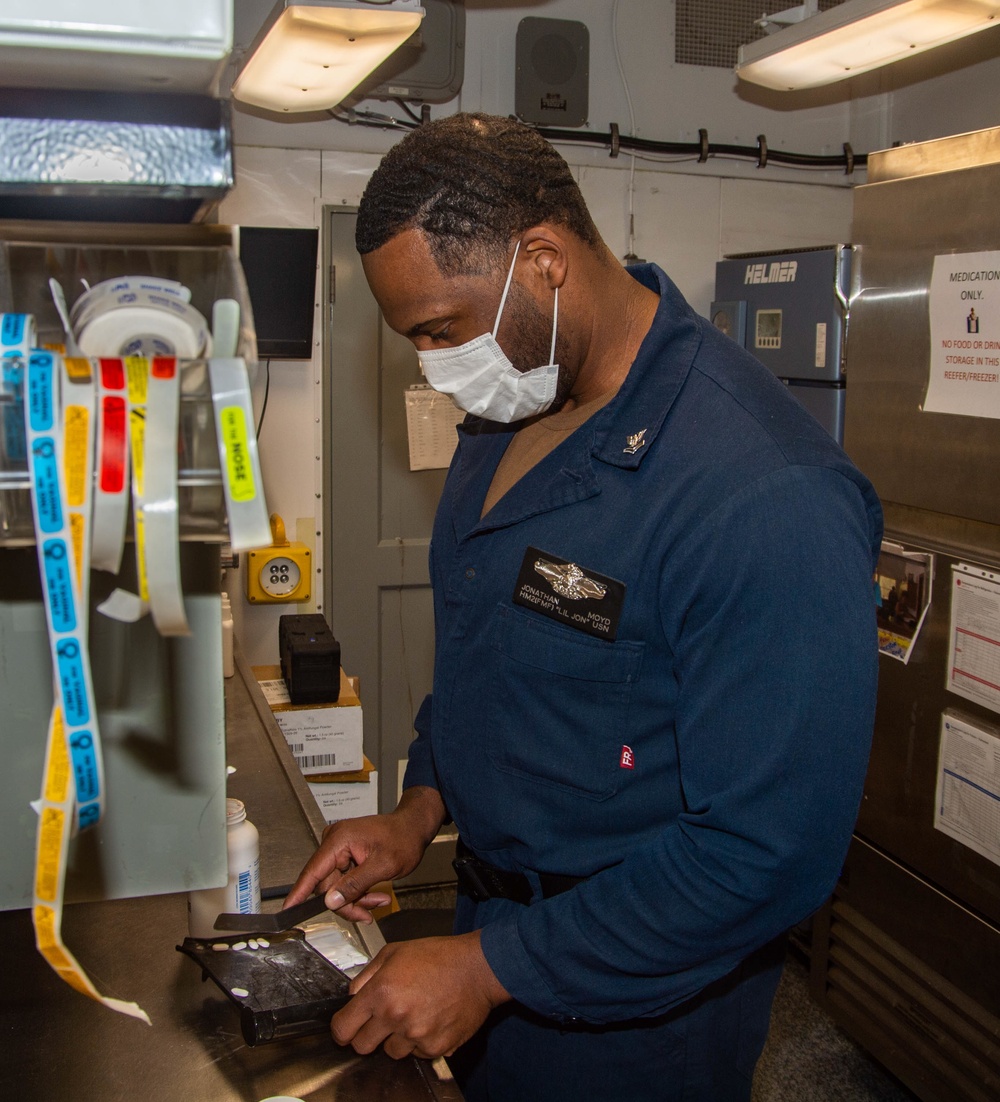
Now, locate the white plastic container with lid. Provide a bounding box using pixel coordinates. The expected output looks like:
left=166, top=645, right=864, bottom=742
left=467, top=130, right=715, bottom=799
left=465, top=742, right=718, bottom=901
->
left=187, top=798, right=261, bottom=939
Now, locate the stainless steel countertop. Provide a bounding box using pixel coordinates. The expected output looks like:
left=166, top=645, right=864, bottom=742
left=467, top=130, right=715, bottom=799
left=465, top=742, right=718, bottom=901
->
left=1, top=645, right=462, bottom=1102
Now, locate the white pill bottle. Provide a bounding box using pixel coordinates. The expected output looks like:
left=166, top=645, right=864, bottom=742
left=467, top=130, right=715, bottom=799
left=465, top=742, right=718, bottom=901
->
left=188, top=798, right=262, bottom=938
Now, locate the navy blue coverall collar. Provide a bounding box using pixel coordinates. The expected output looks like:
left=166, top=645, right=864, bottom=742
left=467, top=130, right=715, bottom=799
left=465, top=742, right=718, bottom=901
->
left=447, top=264, right=703, bottom=539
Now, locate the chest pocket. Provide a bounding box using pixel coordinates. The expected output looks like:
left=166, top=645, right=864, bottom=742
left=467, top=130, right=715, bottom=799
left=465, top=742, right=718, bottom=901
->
left=487, top=605, right=645, bottom=800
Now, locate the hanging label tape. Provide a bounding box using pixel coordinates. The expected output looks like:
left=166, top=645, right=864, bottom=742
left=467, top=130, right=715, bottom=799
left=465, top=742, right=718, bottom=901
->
left=62, top=357, right=95, bottom=610
left=126, top=355, right=150, bottom=606
left=144, top=357, right=190, bottom=636
left=32, top=440, right=62, bottom=532
left=32, top=708, right=149, bottom=1023
left=24, top=350, right=104, bottom=832
left=1, top=310, right=33, bottom=352
left=208, top=357, right=271, bottom=551
left=24, top=343, right=147, bottom=1022
left=96, top=356, right=149, bottom=622
left=41, top=541, right=75, bottom=632
left=1, top=312, right=35, bottom=463
left=91, top=358, right=130, bottom=575
left=220, top=405, right=256, bottom=502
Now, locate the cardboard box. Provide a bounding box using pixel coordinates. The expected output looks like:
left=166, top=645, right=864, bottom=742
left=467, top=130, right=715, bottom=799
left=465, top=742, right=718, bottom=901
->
left=253, top=665, right=363, bottom=775
left=308, top=771, right=379, bottom=825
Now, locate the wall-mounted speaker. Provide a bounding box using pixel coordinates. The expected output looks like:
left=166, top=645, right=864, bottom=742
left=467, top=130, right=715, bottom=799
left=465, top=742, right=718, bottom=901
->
left=515, top=17, right=589, bottom=129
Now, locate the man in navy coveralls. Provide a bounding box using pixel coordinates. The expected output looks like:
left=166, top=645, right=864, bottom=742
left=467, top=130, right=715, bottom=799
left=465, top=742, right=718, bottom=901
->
left=288, top=113, right=882, bottom=1101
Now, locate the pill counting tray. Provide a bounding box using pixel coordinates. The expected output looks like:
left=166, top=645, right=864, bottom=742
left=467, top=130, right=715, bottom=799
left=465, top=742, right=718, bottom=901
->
left=177, top=929, right=351, bottom=1045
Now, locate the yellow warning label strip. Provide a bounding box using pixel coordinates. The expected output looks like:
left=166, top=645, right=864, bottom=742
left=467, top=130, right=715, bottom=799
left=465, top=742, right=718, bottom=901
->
left=32, top=711, right=149, bottom=1023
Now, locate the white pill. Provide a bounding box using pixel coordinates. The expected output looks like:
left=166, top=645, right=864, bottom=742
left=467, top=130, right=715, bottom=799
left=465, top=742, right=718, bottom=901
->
left=257, top=938, right=270, bottom=948
left=231, top=941, right=247, bottom=951
left=248, top=939, right=259, bottom=950
left=211, top=943, right=229, bottom=952
left=231, top=986, right=250, bottom=998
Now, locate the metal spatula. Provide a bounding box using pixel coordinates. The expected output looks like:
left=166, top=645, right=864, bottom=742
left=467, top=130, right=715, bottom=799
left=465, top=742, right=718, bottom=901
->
left=213, top=894, right=328, bottom=933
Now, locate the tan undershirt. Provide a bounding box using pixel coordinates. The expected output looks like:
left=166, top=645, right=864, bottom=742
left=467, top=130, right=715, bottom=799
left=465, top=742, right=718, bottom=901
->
left=481, top=389, right=618, bottom=517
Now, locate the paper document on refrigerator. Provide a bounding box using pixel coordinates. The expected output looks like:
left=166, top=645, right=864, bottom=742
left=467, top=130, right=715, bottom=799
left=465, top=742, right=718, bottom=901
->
left=923, top=250, right=1000, bottom=419
left=947, top=564, right=1000, bottom=713
left=934, top=711, right=1000, bottom=867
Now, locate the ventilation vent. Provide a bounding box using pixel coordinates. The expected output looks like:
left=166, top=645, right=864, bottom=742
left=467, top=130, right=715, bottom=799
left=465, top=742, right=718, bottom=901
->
left=821, top=900, right=1000, bottom=1102
left=675, top=0, right=849, bottom=70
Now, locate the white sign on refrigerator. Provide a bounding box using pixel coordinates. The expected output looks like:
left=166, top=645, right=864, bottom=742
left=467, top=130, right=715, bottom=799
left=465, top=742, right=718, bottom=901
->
left=947, top=564, right=1000, bottom=714
left=934, top=711, right=1000, bottom=867
left=923, top=250, right=1000, bottom=419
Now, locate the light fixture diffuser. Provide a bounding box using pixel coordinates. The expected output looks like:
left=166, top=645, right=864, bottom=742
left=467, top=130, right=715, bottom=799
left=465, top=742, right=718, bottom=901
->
left=232, top=0, right=424, bottom=112
left=736, top=0, right=1000, bottom=91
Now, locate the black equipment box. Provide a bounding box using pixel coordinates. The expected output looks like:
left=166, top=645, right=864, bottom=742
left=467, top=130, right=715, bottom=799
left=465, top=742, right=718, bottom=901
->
left=279, top=614, right=341, bottom=705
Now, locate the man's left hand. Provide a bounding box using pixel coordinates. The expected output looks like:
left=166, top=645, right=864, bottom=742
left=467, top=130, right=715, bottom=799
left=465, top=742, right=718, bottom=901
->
left=331, top=930, right=510, bottom=1060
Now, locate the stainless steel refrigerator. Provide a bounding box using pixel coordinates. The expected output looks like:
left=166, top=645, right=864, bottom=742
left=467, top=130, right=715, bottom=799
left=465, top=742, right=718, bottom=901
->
left=809, top=128, right=1000, bottom=1102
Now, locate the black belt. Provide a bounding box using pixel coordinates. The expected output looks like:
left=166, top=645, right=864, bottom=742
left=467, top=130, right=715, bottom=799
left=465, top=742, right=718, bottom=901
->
left=453, top=839, right=587, bottom=905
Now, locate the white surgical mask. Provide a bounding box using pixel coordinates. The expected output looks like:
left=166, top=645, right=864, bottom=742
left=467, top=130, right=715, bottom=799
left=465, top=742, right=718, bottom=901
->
left=417, top=241, right=560, bottom=422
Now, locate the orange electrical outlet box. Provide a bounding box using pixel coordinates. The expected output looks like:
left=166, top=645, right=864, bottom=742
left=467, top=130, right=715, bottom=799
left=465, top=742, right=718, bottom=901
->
left=245, top=513, right=311, bottom=604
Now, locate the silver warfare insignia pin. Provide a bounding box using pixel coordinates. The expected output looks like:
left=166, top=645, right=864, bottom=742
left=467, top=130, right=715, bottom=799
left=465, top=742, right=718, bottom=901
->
left=534, top=559, right=608, bottom=601
left=513, top=546, right=625, bottom=639
left=623, top=429, right=647, bottom=454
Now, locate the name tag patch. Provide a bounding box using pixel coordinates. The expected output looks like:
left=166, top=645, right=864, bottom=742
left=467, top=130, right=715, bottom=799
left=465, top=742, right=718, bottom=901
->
left=512, top=546, right=625, bottom=641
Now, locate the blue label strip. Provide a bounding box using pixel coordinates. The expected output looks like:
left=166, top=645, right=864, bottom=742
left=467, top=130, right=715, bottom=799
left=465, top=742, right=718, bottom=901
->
left=69, top=731, right=100, bottom=804
left=2, top=314, right=30, bottom=461
left=31, top=439, right=63, bottom=534
left=1, top=313, right=25, bottom=347
left=77, top=802, right=101, bottom=829
left=55, top=638, right=90, bottom=728
left=24, top=348, right=104, bottom=828
left=28, top=352, right=55, bottom=432
left=41, top=540, right=76, bottom=634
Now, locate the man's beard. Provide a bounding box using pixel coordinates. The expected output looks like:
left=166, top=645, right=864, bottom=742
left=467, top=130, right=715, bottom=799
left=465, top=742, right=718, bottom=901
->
left=502, top=280, right=574, bottom=410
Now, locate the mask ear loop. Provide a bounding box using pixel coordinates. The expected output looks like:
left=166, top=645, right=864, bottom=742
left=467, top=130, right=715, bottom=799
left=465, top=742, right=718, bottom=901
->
left=548, top=286, right=559, bottom=367
left=491, top=240, right=521, bottom=337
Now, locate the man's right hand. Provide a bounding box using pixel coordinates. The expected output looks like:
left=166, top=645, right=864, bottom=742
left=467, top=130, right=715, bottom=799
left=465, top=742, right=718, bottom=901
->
left=284, top=785, right=447, bottom=924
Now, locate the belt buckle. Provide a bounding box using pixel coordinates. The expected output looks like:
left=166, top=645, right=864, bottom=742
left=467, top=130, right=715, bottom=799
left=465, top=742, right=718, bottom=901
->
left=452, top=855, right=494, bottom=903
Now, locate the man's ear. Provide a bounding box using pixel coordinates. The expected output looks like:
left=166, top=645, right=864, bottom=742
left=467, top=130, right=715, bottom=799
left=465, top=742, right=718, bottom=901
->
left=519, top=224, right=569, bottom=292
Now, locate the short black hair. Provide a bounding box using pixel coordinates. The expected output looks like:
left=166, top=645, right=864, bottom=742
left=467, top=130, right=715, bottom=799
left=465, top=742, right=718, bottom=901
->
left=356, top=113, right=599, bottom=275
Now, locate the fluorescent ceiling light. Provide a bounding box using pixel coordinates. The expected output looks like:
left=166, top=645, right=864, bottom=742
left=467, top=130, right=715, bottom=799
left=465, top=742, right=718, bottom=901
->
left=736, top=0, right=1000, bottom=91
left=232, top=0, right=424, bottom=113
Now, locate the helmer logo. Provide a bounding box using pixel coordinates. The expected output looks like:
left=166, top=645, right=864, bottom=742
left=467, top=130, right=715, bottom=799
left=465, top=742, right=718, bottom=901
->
left=745, top=260, right=798, bottom=285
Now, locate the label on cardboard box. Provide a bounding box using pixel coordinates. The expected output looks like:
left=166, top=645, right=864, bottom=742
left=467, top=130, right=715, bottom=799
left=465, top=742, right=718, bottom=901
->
left=257, top=678, right=292, bottom=706
left=309, top=755, right=375, bottom=785
left=253, top=665, right=364, bottom=775
left=309, top=772, right=378, bottom=825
